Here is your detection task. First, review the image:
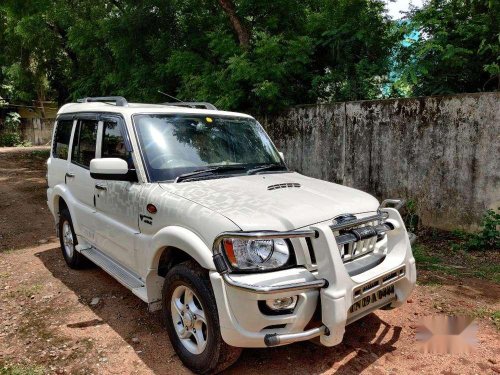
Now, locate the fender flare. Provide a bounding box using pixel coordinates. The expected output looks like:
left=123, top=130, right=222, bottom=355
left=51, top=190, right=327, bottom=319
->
left=150, top=226, right=215, bottom=271
left=50, top=184, right=78, bottom=226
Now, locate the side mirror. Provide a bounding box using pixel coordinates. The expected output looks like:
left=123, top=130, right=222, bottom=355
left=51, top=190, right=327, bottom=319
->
left=90, top=158, right=137, bottom=182
left=278, top=151, right=285, bottom=162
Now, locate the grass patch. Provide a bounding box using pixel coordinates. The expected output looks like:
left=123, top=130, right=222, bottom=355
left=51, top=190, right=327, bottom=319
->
left=491, top=311, right=500, bottom=330
left=452, top=209, right=499, bottom=252
left=17, top=304, right=71, bottom=346
left=29, top=150, right=50, bottom=159
left=17, top=307, right=57, bottom=341
left=413, top=242, right=499, bottom=283
left=460, top=307, right=500, bottom=331
left=0, top=362, right=45, bottom=375
left=413, top=244, right=442, bottom=265
left=471, top=264, right=500, bottom=283
left=413, top=244, right=460, bottom=276
left=7, top=284, right=43, bottom=298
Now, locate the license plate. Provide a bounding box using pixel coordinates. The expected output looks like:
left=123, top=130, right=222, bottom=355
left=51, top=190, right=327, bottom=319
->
left=349, top=284, right=395, bottom=315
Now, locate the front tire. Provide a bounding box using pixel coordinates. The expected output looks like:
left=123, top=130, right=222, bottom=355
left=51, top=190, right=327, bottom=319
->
left=162, top=261, right=241, bottom=374
left=58, top=208, right=87, bottom=269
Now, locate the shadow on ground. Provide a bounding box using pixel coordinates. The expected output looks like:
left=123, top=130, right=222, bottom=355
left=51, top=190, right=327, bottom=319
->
left=37, top=246, right=402, bottom=374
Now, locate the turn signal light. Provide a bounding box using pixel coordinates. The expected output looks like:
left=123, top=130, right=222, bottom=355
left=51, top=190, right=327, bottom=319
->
left=222, top=239, right=237, bottom=266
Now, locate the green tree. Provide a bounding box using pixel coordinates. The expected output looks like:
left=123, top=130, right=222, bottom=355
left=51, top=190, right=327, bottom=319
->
left=0, top=0, right=398, bottom=113
left=392, top=0, right=499, bottom=96
left=0, top=111, right=21, bottom=146
left=308, top=0, right=395, bottom=101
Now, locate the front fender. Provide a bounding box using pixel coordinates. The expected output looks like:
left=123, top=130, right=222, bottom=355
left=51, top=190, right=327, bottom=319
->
left=150, top=226, right=215, bottom=270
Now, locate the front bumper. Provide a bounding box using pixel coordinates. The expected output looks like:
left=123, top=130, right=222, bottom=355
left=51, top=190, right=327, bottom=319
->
left=210, top=207, right=416, bottom=348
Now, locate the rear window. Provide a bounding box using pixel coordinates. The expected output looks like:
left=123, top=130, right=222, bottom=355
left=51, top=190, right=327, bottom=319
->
left=52, top=119, right=73, bottom=159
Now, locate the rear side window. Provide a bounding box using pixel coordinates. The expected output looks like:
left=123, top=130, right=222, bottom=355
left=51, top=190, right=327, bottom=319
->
left=52, top=119, right=73, bottom=159
left=71, top=119, right=98, bottom=168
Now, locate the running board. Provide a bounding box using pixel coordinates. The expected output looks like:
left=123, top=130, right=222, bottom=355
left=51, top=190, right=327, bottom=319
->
left=80, top=247, right=145, bottom=292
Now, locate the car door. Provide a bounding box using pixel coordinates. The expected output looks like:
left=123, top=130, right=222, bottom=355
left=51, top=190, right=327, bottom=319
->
left=49, top=117, right=75, bottom=187
left=66, top=116, right=99, bottom=243
left=93, top=115, right=142, bottom=271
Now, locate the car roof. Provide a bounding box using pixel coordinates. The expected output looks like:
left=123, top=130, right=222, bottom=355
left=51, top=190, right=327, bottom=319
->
left=57, top=102, right=254, bottom=119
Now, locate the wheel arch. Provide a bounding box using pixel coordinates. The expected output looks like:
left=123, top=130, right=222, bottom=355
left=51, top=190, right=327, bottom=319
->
left=144, top=227, right=215, bottom=309
left=151, top=226, right=215, bottom=274
left=55, top=195, right=68, bottom=216
left=49, top=185, right=79, bottom=232
left=157, top=246, right=195, bottom=277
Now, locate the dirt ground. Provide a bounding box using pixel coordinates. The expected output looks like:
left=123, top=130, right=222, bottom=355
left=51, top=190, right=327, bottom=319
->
left=1, top=147, right=499, bottom=375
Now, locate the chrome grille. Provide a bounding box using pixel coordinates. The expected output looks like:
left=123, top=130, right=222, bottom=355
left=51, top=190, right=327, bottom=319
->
left=333, top=220, right=380, bottom=262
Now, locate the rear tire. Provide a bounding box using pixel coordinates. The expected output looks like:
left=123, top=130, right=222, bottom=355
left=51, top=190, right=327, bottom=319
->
left=162, top=261, right=242, bottom=374
left=58, top=208, right=87, bottom=269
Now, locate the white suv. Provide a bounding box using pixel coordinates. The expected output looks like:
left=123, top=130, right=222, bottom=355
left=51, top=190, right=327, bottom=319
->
left=47, top=96, right=416, bottom=374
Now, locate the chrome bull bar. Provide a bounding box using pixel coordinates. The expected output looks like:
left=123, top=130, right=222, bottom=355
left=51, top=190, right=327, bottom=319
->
left=220, top=273, right=327, bottom=294
left=212, top=210, right=395, bottom=294
left=212, top=201, right=412, bottom=347
left=264, top=325, right=328, bottom=347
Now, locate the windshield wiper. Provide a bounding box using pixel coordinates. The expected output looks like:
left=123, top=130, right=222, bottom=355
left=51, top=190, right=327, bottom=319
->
left=175, top=165, right=247, bottom=182
left=247, top=164, right=288, bottom=175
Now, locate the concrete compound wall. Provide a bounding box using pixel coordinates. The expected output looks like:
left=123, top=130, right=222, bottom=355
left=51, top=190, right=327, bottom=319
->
left=20, top=118, right=55, bottom=146
left=261, top=92, right=500, bottom=230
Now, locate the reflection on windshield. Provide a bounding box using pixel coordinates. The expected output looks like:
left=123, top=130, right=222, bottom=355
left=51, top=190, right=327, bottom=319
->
left=134, top=114, right=283, bottom=182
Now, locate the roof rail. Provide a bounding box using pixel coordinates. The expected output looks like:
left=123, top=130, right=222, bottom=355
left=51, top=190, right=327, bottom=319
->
left=162, top=102, right=217, bottom=110
left=77, top=96, right=128, bottom=107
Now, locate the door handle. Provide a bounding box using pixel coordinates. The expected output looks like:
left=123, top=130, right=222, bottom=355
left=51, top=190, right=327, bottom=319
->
left=65, top=172, right=75, bottom=184
left=95, top=183, right=107, bottom=191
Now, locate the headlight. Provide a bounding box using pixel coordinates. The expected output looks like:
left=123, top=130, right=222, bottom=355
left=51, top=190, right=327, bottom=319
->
left=222, top=238, right=293, bottom=271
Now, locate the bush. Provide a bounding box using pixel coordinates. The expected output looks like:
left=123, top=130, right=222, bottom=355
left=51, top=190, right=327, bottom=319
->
left=0, top=112, right=22, bottom=147
left=453, top=209, right=500, bottom=251
left=403, top=199, right=420, bottom=233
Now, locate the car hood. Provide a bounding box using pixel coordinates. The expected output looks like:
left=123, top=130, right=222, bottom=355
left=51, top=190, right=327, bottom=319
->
left=159, top=172, right=379, bottom=231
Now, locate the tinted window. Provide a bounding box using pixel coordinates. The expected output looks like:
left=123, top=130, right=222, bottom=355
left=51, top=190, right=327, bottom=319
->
left=71, top=119, right=98, bottom=168
left=101, top=120, right=135, bottom=169
left=53, top=119, right=73, bottom=159
left=102, top=120, right=127, bottom=160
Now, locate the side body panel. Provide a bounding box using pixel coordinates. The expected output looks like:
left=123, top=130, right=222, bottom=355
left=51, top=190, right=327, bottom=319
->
left=94, top=181, right=142, bottom=270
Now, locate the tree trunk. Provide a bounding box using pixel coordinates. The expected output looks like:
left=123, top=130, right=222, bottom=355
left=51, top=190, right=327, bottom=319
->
left=217, top=0, right=251, bottom=49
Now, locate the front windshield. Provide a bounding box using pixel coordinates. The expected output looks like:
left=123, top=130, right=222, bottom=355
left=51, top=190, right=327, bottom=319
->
left=134, top=114, right=285, bottom=182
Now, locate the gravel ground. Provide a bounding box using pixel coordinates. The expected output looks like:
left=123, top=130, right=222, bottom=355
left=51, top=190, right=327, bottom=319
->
left=0, top=147, right=499, bottom=374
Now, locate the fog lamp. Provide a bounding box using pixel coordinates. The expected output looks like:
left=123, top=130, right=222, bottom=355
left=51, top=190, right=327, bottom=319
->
left=265, top=296, right=298, bottom=311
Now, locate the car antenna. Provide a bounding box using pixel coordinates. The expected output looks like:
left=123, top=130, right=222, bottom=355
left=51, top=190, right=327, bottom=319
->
left=158, top=90, right=183, bottom=103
